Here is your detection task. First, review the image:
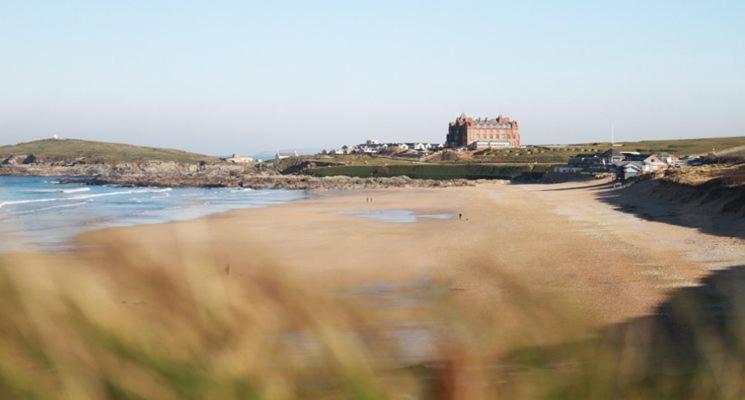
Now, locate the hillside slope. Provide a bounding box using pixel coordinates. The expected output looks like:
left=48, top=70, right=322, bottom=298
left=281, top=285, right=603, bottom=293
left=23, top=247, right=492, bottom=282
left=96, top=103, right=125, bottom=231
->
left=0, top=139, right=217, bottom=163
left=615, top=136, right=745, bottom=156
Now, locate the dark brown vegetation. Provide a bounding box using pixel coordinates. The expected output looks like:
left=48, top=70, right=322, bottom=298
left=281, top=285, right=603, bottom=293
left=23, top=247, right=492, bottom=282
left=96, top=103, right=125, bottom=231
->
left=664, top=163, right=745, bottom=188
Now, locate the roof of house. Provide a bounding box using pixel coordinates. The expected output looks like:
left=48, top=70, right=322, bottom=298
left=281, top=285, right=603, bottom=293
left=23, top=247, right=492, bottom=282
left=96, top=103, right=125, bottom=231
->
left=626, top=153, right=653, bottom=162
left=601, top=148, right=624, bottom=157
left=611, top=160, right=643, bottom=169
left=623, top=161, right=644, bottom=170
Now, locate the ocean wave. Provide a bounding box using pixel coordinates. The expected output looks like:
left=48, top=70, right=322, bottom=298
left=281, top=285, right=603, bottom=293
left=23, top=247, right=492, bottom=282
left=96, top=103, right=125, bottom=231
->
left=0, top=188, right=173, bottom=209
left=0, top=198, right=61, bottom=208
left=27, top=189, right=59, bottom=193
left=8, top=201, right=90, bottom=216
left=27, top=187, right=91, bottom=194
left=66, top=188, right=169, bottom=202
left=63, top=187, right=91, bottom=194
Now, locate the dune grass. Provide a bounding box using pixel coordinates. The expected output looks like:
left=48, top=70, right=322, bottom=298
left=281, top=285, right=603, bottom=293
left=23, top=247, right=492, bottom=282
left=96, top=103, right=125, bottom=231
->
left=0, top=238, right=742, bottom=399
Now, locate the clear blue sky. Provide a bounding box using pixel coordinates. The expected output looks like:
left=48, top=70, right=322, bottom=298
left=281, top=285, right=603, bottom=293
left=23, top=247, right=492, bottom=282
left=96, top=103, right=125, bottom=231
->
left=1, top=0, right=744, bottom=155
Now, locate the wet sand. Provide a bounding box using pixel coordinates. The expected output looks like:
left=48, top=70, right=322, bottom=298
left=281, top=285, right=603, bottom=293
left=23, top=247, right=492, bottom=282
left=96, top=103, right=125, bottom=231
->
left=76, top=179, right=745, bottom=329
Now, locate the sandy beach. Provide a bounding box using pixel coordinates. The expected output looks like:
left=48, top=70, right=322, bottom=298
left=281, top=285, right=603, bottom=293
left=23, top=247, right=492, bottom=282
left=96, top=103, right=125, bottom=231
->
left=72, top=179, right=745, bottom=331
left=3, top=178, right=745, bottom=398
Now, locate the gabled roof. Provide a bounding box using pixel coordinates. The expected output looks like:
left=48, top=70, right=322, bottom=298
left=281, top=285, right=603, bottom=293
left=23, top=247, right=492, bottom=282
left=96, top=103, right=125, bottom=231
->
left=626, top=153, right=654, bottom=162
left=611, top=161, right=643, bottom=170
left=623, top=161, right=643, bottom=170
left=601, top=148, right=624, bottom=157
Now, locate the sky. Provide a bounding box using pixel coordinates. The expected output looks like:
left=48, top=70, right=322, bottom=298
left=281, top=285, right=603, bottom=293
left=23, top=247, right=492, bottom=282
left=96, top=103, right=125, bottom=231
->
left=1, top=0, right=744, bottom=155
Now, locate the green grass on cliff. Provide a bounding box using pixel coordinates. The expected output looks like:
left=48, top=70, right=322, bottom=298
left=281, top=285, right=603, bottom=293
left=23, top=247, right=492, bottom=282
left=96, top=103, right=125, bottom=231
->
left=0, top=139, right=217, bottom=164
left=297, top=136, right=745, bottom=180
left=308, top=163, right=555, bottom=180
left=303, top=137, right=745, bottom=169
left=614, top=136, right=745, bottom=156
left=474, top=136, right=745, bottom=163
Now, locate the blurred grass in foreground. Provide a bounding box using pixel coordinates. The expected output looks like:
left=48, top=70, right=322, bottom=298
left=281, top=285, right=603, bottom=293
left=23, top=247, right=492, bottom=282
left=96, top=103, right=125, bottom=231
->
left=0, top=240, right=742, bottom=399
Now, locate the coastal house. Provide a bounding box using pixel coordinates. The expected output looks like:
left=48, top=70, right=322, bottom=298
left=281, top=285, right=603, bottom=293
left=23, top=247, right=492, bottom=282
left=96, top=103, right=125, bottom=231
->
left=223, top=154, right=254, bottom=164
left=613, top=161, right=643, bottom=180
left=553, top=165, right=584, bottom=173
left=389, top=143, right=409, bottom=151
left=275, top=151, right=299, bottom=160
left=658, top=153, right=679, bottom=166
left=355, top=142, right=388, bottom=154
left=641, top=155, right=668, bottom=173
left=558, top=148, right=677, bottom=180
left=625, top=154, right=669, bottom=173
left=468, top=140, right=512, bottom=150
left=600, top=148, right=626, bottom=165
left=407, top=143, right=428, bottom=153
left=320, top=140, right=443, bottom=157
left=566, top=153, right=608, bottom=172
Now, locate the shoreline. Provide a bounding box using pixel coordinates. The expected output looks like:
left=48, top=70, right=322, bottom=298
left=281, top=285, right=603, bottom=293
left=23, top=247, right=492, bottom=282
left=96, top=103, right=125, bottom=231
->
left=0, top=177, right=314, bottom=253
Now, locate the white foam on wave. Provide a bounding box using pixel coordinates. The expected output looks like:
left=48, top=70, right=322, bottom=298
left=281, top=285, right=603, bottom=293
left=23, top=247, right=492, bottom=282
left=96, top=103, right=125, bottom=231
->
left=27, top=187, right=91, bottom=194
left=27, top=189, right=61, bottom=193
left=0, top=198, right=60, bottom=209
left=66, top=188, right=170, bottom=201
left=9, top=201, right=90, bottom=216
left=0, top=188, right=173, bottom=209
left=63, top=187, right=91, bottom=193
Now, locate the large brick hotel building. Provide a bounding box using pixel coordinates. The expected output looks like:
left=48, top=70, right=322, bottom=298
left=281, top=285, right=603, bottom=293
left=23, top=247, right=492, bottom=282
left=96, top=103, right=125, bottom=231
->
left=446, top=113, right=520, bottom=149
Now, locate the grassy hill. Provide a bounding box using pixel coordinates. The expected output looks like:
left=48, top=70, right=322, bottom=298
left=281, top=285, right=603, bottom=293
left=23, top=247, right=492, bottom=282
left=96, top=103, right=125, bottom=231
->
left=296, top=136, right=745, bottom=180
left=613, top=136, right=745, bottom=156
left=301, top=136, right=745, bottom=168
left=474, top=136, right=745, bottom=164
left=0, top=139, right=217, bottom=164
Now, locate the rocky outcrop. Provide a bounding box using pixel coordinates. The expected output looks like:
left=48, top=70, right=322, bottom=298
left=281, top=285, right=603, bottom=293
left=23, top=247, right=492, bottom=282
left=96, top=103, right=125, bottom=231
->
left=88, top=174, right=472, bottom=190
left=2, top=155, right=28, bottom=165
left=1, top=161, right=472, bottom=190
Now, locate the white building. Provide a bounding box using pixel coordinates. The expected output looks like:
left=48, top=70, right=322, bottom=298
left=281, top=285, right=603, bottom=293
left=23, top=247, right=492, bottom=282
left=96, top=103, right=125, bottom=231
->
left=224, top=154, right=254, bottom=164
left=275, top=151, right=299, bottom=160
left=468, top=140, right=512, bottom=150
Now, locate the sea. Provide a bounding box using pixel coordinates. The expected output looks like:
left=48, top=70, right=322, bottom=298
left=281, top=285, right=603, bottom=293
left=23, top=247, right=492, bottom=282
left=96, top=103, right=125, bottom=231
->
left=0, top=176, right=307, bottom=252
